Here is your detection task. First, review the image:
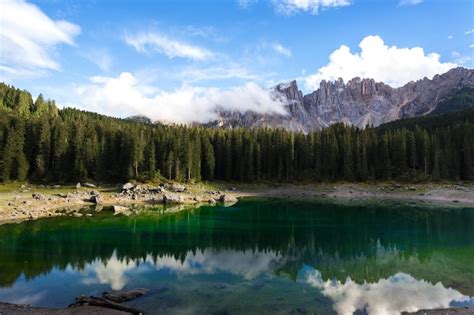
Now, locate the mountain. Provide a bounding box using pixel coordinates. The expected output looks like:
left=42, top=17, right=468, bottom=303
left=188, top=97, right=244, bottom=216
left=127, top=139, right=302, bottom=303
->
left=210, top=67, right=474, bottom=132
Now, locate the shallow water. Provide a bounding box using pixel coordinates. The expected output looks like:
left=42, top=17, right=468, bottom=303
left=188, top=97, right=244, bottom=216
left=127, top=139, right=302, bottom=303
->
left=0, top=198, right=473, bottom=314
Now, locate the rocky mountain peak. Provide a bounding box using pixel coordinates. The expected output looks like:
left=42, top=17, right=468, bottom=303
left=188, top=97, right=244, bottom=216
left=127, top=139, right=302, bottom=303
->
left=212, top=67, right=474, bottom=132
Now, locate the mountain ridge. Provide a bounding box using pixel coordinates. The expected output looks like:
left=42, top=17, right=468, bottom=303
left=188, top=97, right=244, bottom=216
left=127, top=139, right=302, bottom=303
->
left=210, top=67, right=474, bottom=132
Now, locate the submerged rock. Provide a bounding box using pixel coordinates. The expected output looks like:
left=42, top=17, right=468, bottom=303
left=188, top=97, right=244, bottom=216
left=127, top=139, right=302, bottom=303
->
left=113, top=205, right=131, bottom=216
left=102, top=288, right=148, bottom=303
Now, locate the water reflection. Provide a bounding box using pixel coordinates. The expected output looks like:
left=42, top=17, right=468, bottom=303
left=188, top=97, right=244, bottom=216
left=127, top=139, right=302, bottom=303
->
left=0, top=198, right=473, bottom=313
left=74, top=250, right=474, bottom=315
left=303, top=266, right=471, bottom=315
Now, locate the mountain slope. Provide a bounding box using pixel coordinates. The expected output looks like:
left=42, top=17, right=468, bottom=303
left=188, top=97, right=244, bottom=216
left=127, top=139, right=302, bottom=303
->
left=210, top=67, right=474, bottom=132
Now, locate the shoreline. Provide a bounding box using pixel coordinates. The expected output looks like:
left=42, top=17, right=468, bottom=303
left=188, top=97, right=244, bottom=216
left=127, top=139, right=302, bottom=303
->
left=0, top=181, right=473, bottom=224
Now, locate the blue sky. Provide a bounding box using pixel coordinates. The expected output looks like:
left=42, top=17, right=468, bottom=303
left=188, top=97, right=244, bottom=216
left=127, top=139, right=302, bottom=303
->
left=1, top=0, right=473, bottom=122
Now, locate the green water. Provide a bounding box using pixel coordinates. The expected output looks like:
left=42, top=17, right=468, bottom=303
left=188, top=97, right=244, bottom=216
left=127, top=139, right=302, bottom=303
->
left=0, top=198, right=473, bottom=314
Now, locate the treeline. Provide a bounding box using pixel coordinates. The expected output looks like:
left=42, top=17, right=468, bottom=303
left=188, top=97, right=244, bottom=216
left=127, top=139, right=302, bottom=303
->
left=0, top=82, right=473, bottom=183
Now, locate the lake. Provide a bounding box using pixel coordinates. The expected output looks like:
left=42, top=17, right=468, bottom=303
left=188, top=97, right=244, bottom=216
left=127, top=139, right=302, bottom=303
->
left=0, top=198, right=473, bottom=314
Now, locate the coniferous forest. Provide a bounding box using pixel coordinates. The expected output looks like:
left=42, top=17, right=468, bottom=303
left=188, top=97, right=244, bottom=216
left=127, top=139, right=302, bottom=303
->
left=0, top=82, right=473, bottom=183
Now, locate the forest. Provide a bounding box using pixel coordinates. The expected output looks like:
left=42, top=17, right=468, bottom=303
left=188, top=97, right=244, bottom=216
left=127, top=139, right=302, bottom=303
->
left=0, top=82, right=473, bottom=183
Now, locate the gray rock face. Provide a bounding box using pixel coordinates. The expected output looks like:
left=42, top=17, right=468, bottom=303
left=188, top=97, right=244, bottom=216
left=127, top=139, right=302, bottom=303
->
left=212, top=67, right=474, bottom=132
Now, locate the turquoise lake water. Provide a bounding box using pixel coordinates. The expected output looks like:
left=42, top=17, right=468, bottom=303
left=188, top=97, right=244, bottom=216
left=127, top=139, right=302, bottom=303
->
left=0, top=198, right=473, bottom=314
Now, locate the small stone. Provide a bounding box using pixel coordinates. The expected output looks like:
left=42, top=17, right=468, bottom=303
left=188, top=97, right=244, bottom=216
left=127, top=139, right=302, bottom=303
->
left=122, top=183, right=135, bottom=190
left=32, top=193, right=46, bottom=200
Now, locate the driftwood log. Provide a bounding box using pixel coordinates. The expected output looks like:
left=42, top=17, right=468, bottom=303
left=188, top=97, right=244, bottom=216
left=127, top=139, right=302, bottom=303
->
left=70, top=295, right=144, bottom=314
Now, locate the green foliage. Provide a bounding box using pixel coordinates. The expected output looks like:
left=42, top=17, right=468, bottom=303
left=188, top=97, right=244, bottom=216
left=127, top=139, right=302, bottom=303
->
left=0, top=83, right=473, bottom=183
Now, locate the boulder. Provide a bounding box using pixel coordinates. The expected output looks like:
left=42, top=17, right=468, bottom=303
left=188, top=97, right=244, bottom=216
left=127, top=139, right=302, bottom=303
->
left=208, top=198, right=216, bottom=204
left=76, top=182, right=81, bottom=189
left=122, top=183, right=135, bottom=191
left=89, top=191, right=103, bottom=204
left=219, top=194, right=238, bottom=203
left=171, top=183, right=186, bottom=192
left=163, top=194, right=184, bottom=204
left=83, top=183, right=96, bottom=188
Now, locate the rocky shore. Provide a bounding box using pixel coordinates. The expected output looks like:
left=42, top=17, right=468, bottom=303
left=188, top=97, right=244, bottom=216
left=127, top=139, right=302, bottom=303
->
left=0, top=181, right=473, bottom=224
left=0, top=181, right=239, bottom=224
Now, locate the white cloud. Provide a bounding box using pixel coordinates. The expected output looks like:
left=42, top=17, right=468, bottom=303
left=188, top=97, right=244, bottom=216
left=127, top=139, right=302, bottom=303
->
left=447, top=35, right=453, bottom=39
left=0, top=0, right=80, bottom=79
left=304, top=268, right=471, bottom=315
left=399, top=0, right=423, bottom=6
left=74, top=72, right=288, bottom=124
left=272, top=42, right=292, bottom=57
left=470, top=44, right=474, bottom=48
left=125, top=32, right=213, bottom=61
left=465, top=29, right=474, bottom=35
left=305, top=35, right=457, bottom=90
left=273, top=0, right=351, bottom=15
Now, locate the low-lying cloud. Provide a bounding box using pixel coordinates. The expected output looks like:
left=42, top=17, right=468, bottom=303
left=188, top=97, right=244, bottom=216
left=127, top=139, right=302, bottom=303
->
left=75, top=72, right=289, bottom=123
left=305, top=35, right=457, bottom=90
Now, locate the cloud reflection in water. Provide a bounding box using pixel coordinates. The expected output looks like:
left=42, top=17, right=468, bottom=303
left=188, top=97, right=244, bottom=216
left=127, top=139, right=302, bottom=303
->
left=303, top=266, right=471, bottom=315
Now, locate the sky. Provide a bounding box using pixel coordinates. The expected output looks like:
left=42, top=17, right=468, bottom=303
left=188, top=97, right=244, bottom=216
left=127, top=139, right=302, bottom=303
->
left=1, top=0, right=473, bottom=123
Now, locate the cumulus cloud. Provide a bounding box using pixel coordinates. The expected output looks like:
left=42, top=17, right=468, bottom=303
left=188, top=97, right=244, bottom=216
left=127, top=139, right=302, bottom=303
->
left=125, top=32, right=213, bottom=61
left=0, top=0, right=81, bottom=79
left=75, top=72, right=288, bottom=123
left=304, top=268, right=471, bottom=315
left=465, top=29, right=474, bottom=35
left=399, top=0, right=423, bottom=6
left=272, top=42, right=292, bottom=57
left=273, top=0, right=351, bottom=15
left=305, top=35, right=457, bottom=90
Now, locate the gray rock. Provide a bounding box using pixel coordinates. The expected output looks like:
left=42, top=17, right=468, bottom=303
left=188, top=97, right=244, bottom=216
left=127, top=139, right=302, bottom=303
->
left=89, top=191, right=103, bottom=204
left=219, top=194, right=238, bottom=203
left=83, top=183, right=96, bottom=188
left=76, top=182, right=81, bottom=189
left=32, top=193, right=46, bottom=201
left=102, top=288, right=148, bottom=303
left=163, top=194, right=184, bottom=204
left=171, top=183, right=186, bottom=192
left=122, top=183, right=135, bottom=190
